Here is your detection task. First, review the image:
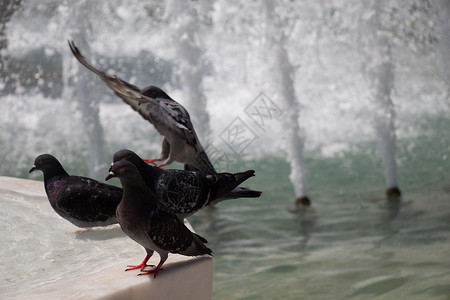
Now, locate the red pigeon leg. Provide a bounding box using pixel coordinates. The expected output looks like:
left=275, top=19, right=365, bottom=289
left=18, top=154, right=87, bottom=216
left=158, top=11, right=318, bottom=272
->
left=142, top=158, right=162, bottom=166
left=137, top=262, right=164, bottom=278
left=125, top=254, right=154, bottom=272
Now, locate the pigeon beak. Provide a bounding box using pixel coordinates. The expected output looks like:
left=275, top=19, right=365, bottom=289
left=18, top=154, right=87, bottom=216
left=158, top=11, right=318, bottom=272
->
left=29, top=165, right=36, bottom=173
left=105, top=171, right=115, bottom=181
left=108, top=162, right=114, bottom=173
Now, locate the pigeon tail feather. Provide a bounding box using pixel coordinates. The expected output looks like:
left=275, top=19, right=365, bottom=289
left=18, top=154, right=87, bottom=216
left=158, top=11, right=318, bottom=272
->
left=179, top=234, right=212, bottom=257
left=211, top=170, right=255, bottom=199
left=214, top=187, right=262, bottom=203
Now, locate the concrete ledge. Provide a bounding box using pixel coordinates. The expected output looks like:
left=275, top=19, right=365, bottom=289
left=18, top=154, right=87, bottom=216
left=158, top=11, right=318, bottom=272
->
left=0, top=176, right=46, bottom=196
left=1, top=176, right=213, bottom=300
left=12, top=255, right=213, bottom=300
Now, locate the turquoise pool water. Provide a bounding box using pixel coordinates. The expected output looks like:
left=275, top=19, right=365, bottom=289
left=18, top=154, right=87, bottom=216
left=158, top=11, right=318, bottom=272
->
left=194, top=115, right=450, bottom=299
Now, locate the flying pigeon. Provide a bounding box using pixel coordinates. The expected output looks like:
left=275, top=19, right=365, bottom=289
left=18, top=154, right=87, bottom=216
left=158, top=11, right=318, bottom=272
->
left=106, top=160, right=212, bottom=278
left=112, top=149, right=262, bottom=219
left=29, top=154, right=122, bottom=228
left=68, top=40, right=216, bottom=174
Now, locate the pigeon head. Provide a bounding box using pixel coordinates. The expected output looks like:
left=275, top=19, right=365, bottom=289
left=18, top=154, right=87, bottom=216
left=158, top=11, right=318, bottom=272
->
left=112, top=149, right=143, bottom=166
left=110, top=149, right=152, bottom=176
left=106, top=160, right=142, bottom=183
left=29, top=154, right=68, bottom=178
left=141, top=85, right=173, bottom=100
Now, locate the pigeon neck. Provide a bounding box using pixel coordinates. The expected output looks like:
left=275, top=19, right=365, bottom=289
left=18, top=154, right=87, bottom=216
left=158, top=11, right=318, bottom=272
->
left=132, top=159, right=162, bottom=185
left=143, top=164, right=163, bottom=179
left=43, top=164, right=69, bottom=183
left=134, top=158, right=153, bottom=170
left=121, top=176, right=149, bottom=194
left=120, top=177, right=158, bottom=207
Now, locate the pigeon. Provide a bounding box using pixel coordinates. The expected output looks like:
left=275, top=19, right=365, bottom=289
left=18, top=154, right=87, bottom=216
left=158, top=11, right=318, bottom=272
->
left=29, top=154, right=122, bottom=228
left=112, top=149, right=262, bottom=219
left=106, top=160, right=212, bottom=278
left=68, top=40, right=216, bottom=174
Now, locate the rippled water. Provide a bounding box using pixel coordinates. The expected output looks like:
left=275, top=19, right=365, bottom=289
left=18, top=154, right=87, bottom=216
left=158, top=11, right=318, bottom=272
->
left=192, top=154, right=450, bottom=299
left=1, top=118, right=449, bottom=299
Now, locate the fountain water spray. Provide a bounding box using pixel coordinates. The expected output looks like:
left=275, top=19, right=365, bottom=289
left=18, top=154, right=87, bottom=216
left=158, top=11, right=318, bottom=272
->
left=359, top=0, right=401, bottom=198
left=0, top=1, right=22, bottom=90
left=262, top=0, right=309, bottom=206
left=434, top=0, right=450, bottom=105
left=165, top=0, right=211, bottom=143
left=61, top=1, right=106, bottom=181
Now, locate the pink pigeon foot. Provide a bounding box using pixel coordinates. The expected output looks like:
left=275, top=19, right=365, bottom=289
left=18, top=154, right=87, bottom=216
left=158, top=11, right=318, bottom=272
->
left=125, top=254, right=154, bottom=272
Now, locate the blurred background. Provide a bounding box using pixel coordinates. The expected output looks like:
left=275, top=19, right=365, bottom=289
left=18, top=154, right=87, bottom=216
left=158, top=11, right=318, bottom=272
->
left=1, top=0, right=450, bottom=299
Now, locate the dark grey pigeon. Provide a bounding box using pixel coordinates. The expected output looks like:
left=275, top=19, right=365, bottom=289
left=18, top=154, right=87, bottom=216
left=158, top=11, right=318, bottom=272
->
left=106, top=160, right=212, bottom=278
left=29, top=154, right=122, bottom=228
left=112, top=149, right=262, bottom=219
left=68, top=40, right=216, bottom=174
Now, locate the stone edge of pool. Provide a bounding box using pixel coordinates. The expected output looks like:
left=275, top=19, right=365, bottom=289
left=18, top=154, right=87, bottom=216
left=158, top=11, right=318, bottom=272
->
left=1, top=176, right=213, bottom=300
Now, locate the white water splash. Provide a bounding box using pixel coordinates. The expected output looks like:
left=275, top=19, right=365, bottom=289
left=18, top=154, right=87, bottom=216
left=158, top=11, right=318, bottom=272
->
left=262, top=0, right=307, bottom=198
left=359, top=0, right=399, bottom=189
left=434, top=0, right=450, bottom=105
left=165, top=0, right=211, bottom=142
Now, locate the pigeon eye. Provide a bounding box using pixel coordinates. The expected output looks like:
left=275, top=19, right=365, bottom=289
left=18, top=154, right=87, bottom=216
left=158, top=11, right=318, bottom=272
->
left=121, top=158, right=127, bottom=161
left=120, top=167, right=125, bottom=173
left=40, top=160, right=45, bottom=164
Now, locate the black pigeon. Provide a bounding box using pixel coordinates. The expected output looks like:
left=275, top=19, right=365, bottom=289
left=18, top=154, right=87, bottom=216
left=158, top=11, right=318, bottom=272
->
left=29, top=154, right=122, bottom=228
left=68, top=40, right=216, bottom=174
left=112, top=149, right=262, bottom=219
left=106, top=160, right=212, bottom=278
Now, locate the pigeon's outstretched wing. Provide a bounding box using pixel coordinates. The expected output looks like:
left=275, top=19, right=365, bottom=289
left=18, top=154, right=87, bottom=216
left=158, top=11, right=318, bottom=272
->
left=68, top=40, right=142, bottom=96
left=68, top=40, right=216, bottom=174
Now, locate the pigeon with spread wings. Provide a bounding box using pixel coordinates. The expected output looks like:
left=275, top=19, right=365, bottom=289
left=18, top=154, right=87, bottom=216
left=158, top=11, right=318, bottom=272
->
left=68, top=40, right=216, bottom=174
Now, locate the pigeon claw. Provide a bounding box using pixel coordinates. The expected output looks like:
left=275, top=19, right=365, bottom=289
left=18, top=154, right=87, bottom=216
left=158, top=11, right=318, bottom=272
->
left=137, top=266, right=164, bottom=278
left=142, top=158, right=161, bottom=166
left=125, top=264, right=155, bottom=272
left=125, top=254, right=154, bottom=272
left=155, top=163, right=166, bottom=169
